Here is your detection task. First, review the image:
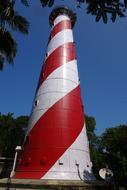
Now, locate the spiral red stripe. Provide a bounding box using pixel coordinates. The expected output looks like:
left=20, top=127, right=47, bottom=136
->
left=14, top=85, right=83, bottom=179
left=49, top=20, right=71, bottom=42
left=37, top=42, right=76, bottom=90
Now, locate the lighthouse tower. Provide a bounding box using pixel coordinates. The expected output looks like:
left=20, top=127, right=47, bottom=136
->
left=14, top=7, right=93, bottom=180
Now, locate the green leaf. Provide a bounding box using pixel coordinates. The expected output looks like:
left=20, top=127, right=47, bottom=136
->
left=48, top=0, right=54, bottom=7
left=40, top=0, right=49, bottom=7
left=96, top=9, right=102, bottom=22
left=7, top=13, right=29, bottom=34
left=111, top=12, right=117, bottom=22
left=124, top=0, right=127, bottom=8
left=0, top=54, right=4, bottom=70
left=102, top=10, right=108, bottom=23
left=0, top=28, right=17, bottom=64
left=104, top=7, right=116, bottom=13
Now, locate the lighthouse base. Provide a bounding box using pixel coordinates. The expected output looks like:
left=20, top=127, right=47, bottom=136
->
left=0, top=178, right=108, bottom=190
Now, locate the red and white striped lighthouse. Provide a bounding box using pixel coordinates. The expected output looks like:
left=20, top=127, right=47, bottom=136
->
left=14, top=7, right=93, bottom=180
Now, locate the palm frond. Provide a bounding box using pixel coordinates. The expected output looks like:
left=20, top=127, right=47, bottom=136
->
left=0, top=53, right=4, bottom=70
left=0, top=0, right=28, bottom=69
left=48, top=0, right=54, bottom=7
left=0, top=1, right=29, bottom=34
left=0, top=28, right=17, bottom=64
left=40, top=0, right=54, bottom=7
left=40, top=0, right=49, bottom=7
left=7, top=12, right=29, bottom=34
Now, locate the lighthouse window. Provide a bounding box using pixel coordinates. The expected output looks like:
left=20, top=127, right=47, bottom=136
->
left=75, top=160, right=79, bottom=166
left=45, top=52, right=49, bottom=57
left=58, top=160, right=63, bottom=165
left=49, top=35, right=51, bottom=41
left=34, top=100, right=39, bottom=107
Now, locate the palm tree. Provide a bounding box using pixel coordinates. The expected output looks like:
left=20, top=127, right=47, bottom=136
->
left=0, top=0, right=29, bottom=70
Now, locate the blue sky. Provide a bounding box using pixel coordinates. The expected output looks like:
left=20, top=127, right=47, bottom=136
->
left=0, top=0, right=127, bottom=134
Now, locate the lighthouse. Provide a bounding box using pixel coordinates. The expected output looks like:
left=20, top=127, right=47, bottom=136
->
left=14, top=6, right=93, bottom=180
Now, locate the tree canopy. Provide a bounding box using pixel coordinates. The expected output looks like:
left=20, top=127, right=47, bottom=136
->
left=40, top=0, right=127, bottom=23
left=100, top=125, right=127, bottom=187
left=0, top=0, right=29, bottom=70
left=84, top=116, right=127, bottom=188
left=0, top=113, right=28, bottom=157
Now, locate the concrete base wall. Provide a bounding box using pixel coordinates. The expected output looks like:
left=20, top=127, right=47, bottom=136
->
left=0, top=178, right=108, bottom=190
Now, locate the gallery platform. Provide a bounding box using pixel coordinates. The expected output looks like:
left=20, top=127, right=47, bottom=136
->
left=0, top=178, right=108, bottom=190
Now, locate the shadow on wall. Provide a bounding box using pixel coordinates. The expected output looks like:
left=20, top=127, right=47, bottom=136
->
left=83, top=169, right=96, bottom=181
left=0, top=163, right=12, bottom=178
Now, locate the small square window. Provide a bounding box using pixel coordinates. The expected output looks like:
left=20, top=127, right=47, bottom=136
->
left=34, top=100, right=39, bottom=107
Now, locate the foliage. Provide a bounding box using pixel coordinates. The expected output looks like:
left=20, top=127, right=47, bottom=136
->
left=0, top=0, right=29, bottom=70
left=85, top=115, right=97, bottom=165
left=85, top=115, right=105, bottom=179
left=0, top=28, right=17, bottom=70
left=0, top=113, right=28, bottom=157
left=40, top=0, right=127, bottom=23
left=100, top=125, right=127, bottom=187
left=85, top=116, right=127, bottom=189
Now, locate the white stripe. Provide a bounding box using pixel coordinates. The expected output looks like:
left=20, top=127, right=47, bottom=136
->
left=53, top=15, right=70, bottom=27
left=41, top=123, right=93, bottom=180
left=26, top=60, right=79, bottom=135
left=47, top=29, right=73, bottom=58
